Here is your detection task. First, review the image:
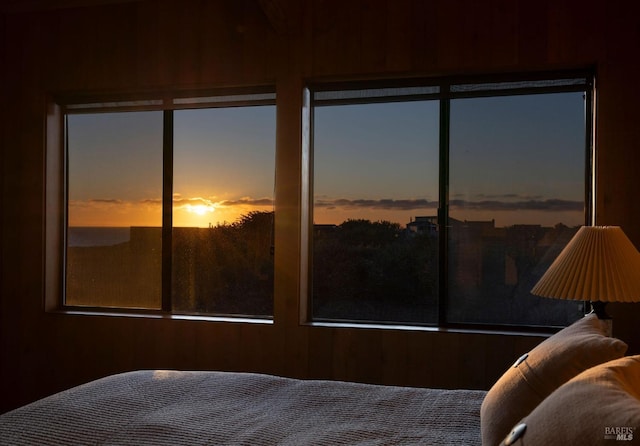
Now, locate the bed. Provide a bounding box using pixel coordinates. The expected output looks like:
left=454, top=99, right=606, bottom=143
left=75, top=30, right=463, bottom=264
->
left=1, top=314, right=638, bottom=446
left=0, top=369, right=485, bottom=445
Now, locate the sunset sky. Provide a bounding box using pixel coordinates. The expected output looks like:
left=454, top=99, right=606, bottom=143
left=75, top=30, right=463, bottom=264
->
left=67, top=90, right=586, bottom=230
left=313, top=91, right=586, bottom=228
left=67, top=106, right=277, bottom=228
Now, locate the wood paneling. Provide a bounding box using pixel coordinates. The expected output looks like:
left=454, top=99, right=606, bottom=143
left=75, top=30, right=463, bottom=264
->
left=2, top=0, right=640, bottom=413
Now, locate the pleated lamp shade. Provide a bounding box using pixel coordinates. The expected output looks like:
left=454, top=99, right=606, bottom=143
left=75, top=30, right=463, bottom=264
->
left=531, top=226, right=640, bottom=303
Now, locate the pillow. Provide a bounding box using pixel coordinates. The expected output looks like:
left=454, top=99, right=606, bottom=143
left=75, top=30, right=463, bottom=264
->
left=481, top=314, right=628, bottom=446
left=499, top=355, right=640, bottom=446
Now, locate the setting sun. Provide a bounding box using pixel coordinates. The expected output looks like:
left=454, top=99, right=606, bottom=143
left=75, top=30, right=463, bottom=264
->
left=186, top=203, right=215, bottom=216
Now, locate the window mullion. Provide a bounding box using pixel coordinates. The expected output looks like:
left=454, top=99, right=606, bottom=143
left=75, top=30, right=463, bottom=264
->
left=438, top=89, right=450, bottom=326
left=162, top=110, right=174, bottom=312
left=585, top=83, right=595, bottom=227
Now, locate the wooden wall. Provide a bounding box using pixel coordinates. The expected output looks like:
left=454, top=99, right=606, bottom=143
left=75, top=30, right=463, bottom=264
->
left=1, top=0, right=639, bottom=413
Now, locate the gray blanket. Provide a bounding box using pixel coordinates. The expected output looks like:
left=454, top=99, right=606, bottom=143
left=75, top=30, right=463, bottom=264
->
left=0, top=370, right=485, bottom=445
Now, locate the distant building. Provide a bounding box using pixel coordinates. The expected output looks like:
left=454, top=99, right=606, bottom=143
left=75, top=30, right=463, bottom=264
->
left=313, top=223, right=339, bottom=237
left=406, top=216, right=438, bottom=236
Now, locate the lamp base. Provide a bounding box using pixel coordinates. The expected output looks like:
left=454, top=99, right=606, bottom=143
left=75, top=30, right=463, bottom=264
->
left=590, top=301, right=611, bottom=319
left=589, top=301, right=612, bottom=337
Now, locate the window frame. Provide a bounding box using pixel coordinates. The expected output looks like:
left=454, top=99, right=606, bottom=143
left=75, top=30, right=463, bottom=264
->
left=304, top=69, right=595, bottom=331
left=45, top=85, right=277, bottom=319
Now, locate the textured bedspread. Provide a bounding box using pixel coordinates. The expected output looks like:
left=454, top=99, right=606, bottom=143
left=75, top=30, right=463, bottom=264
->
left=0, top=370, right=486, bottom=445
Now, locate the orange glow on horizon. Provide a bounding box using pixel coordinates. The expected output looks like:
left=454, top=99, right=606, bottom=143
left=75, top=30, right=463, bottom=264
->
left=68, top=196, right=274, bottom=228
left=68, top=196, right=583, bottom=229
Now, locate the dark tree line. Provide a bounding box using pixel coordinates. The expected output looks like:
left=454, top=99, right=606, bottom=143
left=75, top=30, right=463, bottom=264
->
left=312, top=219, right=439, bottom=323
left=173, top=211, right=275, bottom=315
left=174, top=214, right=439, bottom=320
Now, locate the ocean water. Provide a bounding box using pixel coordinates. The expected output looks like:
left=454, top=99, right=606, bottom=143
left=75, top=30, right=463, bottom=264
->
left=68, top=227, right=131, bottom=247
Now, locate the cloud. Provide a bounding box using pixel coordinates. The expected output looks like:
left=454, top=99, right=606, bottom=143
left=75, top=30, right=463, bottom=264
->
left=71, top=195, right=582, bottom=214
left=470, top=193, right=544, bottom=201
left=172, top=196, right=215, bottom=208
left=217, top=197, right=274, bottom=207
left=70, top=195, right=274, bottom=211
left=449, top=198, right=583, bottom=212
left=68, top=198, right=125, bottom=208
left=139, top=198, right=162, bottom=205
left=315, top=198, right=437, bottom=211
left=314, top=197, right=582, bottom=212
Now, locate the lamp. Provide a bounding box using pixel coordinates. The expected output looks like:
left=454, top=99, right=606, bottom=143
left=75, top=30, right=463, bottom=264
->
left=531, top=226, right=640, bottom=335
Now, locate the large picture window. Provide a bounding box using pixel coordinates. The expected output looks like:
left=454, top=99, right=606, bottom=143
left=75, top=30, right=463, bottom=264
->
left=61, top=88, right=276, bottom=317
left=308, top=72, right=593, bottom=328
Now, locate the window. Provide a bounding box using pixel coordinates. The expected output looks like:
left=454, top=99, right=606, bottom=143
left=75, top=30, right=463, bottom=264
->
left=307, top=72, right=593, bottom=328
left=59, top=88, right=276, bottom=317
